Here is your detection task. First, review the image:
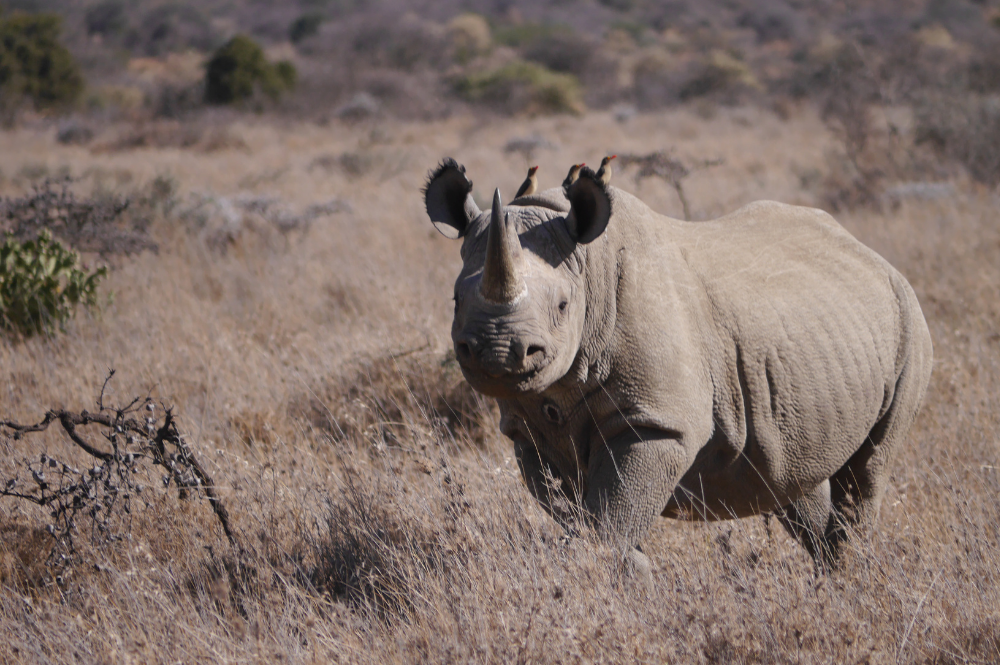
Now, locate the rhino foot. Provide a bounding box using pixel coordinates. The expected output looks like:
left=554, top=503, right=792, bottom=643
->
left=621, top=547, right=653, bottom=594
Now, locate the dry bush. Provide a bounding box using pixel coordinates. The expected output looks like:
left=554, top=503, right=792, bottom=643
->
left=93, top=120, right=248, bottom=153
left=0, top=179, right=159, bottom=259
left=348, top=14, right=450, bottom=73
left=0, top=371, right=235, bottom=589
left=292, top=349, right=494, bottom=452
left=914, top=92, right=1000, bottom=188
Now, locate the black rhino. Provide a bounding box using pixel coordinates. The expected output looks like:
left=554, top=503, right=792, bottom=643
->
left=424, top=159, right=933, bottom=580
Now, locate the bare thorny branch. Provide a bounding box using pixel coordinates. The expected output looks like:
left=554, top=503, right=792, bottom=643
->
left=0, top=370, right=236, bottom=575
left=617, top=151, right=724, bottom=221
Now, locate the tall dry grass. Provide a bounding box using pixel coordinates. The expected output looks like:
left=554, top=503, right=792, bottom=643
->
left=0, top=106, right=998, bottom=663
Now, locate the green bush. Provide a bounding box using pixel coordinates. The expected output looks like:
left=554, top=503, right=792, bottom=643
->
left=454, top=60, right=584, bottom=115
left=0, top=12, right=84, bottom=110
left=493, top=22, right=566, bottom=49
left=204, top=34, right=296, bottom=105
left=0, top=231, right=107, bottom=338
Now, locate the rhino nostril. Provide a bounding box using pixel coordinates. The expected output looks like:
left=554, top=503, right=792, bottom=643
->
left=526, top=345, right=545, bottom=358
left=456, top=341, right=472, bottom=361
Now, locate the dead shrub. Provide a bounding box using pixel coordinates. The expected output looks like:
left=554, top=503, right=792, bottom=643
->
left=808, top=41, right=957, bottom=210
left=0, top=178, right=160, bottom=259
left=350, top=14, right=449, bottom=73
left=93, top=120, right=248, bottom=153
left=306, top=478, right=446, bottom=620
left=914, top=92, right=1000, bottom=187
left=0, top=371, right=236, bottom=584
left=678, top=50, right=762, bottom=104
left=631, top=49, right=680, bottom=110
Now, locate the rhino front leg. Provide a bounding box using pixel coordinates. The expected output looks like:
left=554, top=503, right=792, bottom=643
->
left=585, top=427, right=693, bottom=588
left=513, top=438, right=578, bottom=529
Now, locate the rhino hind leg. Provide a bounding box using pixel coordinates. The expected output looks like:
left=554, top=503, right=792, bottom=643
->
left=826, top=341, right=933, bottom=563
left=776, top=479, right=838, bottom=568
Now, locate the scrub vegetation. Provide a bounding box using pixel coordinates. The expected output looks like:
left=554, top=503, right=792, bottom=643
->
left=0, top=0, right=999, bottom=662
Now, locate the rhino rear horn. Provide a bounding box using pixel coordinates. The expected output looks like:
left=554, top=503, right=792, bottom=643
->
left=480, top=188, right=527, bottom=304
left=565, top=166, right=612, bottom=244
left=424, top=158, right=480, bottom=239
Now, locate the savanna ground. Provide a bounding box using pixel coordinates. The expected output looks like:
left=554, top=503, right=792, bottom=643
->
left=1, top=102, right=999, bottom=663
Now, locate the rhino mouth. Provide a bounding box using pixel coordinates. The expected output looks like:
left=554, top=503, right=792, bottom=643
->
left=461, top=359, right=554, bottom=396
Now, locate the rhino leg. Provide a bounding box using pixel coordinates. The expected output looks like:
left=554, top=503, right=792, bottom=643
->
left=776, top=479, right=837, bottom=569
left=513, top=438, right=578, bottom=529
left=828, top=341, right=933, bottom=561
left=585, top=427, right=692, bottom=588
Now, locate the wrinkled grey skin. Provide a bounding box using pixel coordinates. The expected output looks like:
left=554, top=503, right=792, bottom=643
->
left=424, top=159, right=933, bottom=582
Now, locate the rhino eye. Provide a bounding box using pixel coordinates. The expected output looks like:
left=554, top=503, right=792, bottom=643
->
left=558, top=300, right=568, bottom=313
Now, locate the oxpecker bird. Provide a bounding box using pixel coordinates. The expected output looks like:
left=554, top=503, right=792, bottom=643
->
left=562, top=163, right=585, bottom=189
left=596, top=155, right=617, bottom=185
left=515, top=165, right=539, bottom=199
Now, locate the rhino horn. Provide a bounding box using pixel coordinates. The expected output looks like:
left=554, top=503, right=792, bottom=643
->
left=480, top=188, right=526, bottom=304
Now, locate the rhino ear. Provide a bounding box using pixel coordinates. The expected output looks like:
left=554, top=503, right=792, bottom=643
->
left=424, top=158, right=481, bottom=239
left=564, top=166, right=611, bottom=244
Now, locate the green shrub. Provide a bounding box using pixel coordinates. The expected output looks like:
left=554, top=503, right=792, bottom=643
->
left=448, top=13, right=491, bottom=64
left=0, top=12, right=84, bottom=110
left=274, top=60, right=297, bottom=90
left=0, top=230, right=107, bottom=338
left=204, top=34, right=296, bottom=105
left=493, top=22, right=566, bottom=49
left=454, top=60, right=584, bottom=115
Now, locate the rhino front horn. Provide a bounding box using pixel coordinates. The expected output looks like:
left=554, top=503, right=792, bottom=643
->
left=481, top=188, right=526, bottom=304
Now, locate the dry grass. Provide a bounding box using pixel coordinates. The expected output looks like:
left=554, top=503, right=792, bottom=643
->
left=1, top=105, right=998, bottom=663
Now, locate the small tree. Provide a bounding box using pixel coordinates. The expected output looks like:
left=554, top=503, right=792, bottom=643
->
left=204, top=34, right=296, bottom=105
left=0, top=12, right=84, bottom=110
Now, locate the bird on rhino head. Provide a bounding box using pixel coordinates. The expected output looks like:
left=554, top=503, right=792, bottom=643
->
left=423, top=157, right=933, bottom=587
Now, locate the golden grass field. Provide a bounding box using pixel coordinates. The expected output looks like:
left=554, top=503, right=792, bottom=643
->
left=1, top=105, right=998, bottom=663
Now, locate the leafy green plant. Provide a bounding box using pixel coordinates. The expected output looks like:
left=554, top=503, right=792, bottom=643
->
left=0, top=12, right=84, bottom=110
left=0, top=231, right=107, bottom=338
left=204, top=34, right=296, bottom=105
left=454, top=60, right=584, bottom=115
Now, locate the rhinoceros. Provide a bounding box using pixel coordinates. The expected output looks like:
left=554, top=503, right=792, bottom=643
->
left=423, top=158, right=933, bottom=578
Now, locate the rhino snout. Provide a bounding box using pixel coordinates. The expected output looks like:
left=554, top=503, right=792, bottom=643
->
left=454, top=333, right=549, bottom=378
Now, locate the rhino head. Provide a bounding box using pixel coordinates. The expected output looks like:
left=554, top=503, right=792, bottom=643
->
left=424, top=158, right=612, bottom=399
